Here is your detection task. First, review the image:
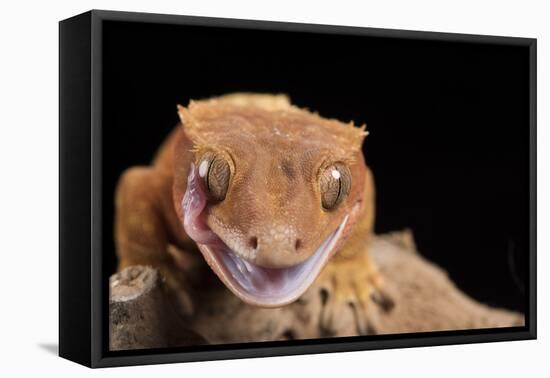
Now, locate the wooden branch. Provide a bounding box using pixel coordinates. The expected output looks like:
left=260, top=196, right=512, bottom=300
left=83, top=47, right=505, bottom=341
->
left=109, top=231, right=524, bottom=350
left=109, top=266, right=205, bottom=350
left=110, top=266, right=166, bottom=350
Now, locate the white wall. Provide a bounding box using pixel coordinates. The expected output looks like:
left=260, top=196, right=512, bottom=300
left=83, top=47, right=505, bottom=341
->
left=0, top=0, right=546, bottom=376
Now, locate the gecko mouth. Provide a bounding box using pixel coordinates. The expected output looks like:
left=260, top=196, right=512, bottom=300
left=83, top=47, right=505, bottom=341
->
left=182, top=163, right=349, bottom=307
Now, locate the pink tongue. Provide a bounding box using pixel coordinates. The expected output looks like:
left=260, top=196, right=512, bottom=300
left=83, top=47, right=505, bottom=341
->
left=182, top=163, right=220, bottom=245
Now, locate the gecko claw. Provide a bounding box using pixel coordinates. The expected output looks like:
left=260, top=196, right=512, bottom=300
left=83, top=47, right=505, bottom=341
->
left=317, top=253, right=388, bottom=336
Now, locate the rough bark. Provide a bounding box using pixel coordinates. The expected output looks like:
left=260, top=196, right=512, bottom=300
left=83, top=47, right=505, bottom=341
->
left=109, top=266, right=205, bottom=350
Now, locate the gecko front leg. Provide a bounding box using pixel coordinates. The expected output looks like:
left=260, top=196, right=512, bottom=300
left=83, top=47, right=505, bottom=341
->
left=317, top=247, right=385, bottom=336
left=115, top=166, right=194, bottom=318
left=316, top=170, right=393, bottom=336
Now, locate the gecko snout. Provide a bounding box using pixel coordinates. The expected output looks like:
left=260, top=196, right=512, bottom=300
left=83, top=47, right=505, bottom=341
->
left=248, top=236, right=302, bottom=252
left=246, top=227, right=307, bottom=268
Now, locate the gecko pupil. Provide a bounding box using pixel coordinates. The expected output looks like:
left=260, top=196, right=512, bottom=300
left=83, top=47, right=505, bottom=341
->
left=320, top=163, right=351, bottom=210
left=202, top=154, right=230, bottom=201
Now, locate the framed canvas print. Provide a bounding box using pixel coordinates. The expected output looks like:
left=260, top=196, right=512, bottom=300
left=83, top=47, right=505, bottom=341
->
left=59, top=10, right=536, bottom=368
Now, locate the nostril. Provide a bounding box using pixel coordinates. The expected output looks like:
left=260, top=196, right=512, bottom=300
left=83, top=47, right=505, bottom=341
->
left=295, top=238, right=302, bottom=251
left=249, top=236, right=258, bottom=250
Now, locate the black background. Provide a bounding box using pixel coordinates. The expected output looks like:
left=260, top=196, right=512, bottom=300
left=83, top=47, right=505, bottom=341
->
left=103, top=21, right=530, bottom=312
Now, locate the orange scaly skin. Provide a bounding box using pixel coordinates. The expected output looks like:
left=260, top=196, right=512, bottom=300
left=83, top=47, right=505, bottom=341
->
left=115, top=93, right=381, bottom=328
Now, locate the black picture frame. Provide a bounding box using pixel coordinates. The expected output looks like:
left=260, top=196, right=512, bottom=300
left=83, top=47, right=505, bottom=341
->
left=59, top=9, right=537, bottom=368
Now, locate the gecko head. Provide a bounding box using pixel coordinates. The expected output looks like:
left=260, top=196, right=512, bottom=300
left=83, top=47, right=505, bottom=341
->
left=173, top=93, right=369, bottom=307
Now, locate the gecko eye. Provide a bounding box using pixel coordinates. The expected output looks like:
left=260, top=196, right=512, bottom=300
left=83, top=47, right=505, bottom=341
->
left=198, top=153, right=231, bottom=201
left=319, top=162, right=351, bottom=210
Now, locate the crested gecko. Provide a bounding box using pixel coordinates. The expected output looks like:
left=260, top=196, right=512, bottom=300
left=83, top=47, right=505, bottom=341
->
left=115, top=93, right=382, bottom=334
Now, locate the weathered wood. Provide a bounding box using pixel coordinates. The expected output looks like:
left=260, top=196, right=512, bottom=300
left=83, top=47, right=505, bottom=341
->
left=109, top=231, right=524, bottom=350
left=109, top=265, right=205, bottom=350
left=110, top=266, right=167, bottom=350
